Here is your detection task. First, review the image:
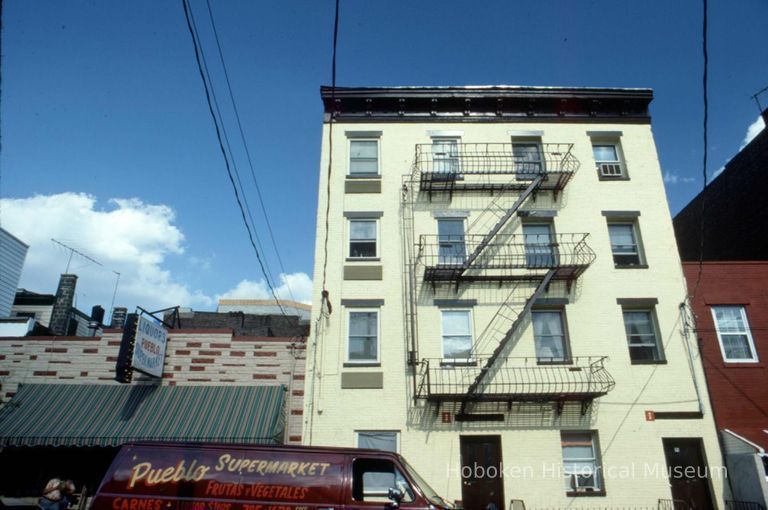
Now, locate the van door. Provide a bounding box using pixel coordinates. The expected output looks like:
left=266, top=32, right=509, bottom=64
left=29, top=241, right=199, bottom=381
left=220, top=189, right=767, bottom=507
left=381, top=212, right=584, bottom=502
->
left=345, top=456, right=427, bottom=510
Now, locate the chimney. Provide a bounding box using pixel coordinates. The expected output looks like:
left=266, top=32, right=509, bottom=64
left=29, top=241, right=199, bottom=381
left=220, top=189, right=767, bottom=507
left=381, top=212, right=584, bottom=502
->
left=111, top=307, right=128, bottom=329
left=91, top=305, right=105, bottom=324
left=762, top=107, right=768, bottom=127
left=49, top=274, right=77, bottom=335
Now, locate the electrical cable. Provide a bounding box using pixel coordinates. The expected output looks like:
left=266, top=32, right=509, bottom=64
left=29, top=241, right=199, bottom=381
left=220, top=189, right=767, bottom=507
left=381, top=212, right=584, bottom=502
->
left=203, top=0, right=298, bottom=306
left=181, top=0, right=287, bottom=317
left=320, top=0, right=340, bottom=307
left=690, top=0, right=708, bottom=302
left=185, top=0, right=277, bottom=298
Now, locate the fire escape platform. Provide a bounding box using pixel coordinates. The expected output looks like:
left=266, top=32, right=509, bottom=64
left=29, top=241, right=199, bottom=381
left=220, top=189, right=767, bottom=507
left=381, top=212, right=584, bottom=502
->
left=413, top=143, right=579, bottom=196
left=420, top=233, right=596, bottom=284
left=416, top=356, right=615, bottom=404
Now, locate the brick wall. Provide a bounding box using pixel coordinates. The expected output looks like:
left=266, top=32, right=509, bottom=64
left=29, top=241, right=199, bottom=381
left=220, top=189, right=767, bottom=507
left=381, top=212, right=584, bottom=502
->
left=0, top=328, right=306, bottom=444
left=683, top=262, right=768, bottom=445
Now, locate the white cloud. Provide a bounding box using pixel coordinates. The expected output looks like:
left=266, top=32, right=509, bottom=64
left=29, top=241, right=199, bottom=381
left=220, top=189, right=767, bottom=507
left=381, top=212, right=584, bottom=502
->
left=0, top=192, right=213, bottom=315
left=219, top=272, right=313, bottom=304
left=663, top=171, right=696, bottom=185
left=740, top=115, right=765, bottom=150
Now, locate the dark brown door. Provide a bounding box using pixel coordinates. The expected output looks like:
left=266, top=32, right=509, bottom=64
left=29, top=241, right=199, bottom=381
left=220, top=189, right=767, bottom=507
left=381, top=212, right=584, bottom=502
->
left=662, top=438, right=715, bottom=510
left=460, top=435, right=504, bottom=510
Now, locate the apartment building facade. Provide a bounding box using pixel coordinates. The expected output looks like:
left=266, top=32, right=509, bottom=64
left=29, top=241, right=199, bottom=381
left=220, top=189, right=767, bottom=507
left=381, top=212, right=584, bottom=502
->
left=306, top=86, right=726, bottom=508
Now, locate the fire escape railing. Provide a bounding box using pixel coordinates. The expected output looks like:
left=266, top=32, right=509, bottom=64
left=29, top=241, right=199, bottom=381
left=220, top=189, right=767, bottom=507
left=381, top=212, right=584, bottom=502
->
left=413, top=143, right=579, bottom=195
left=416, top=356, right=615, bottom=403
left=418, top=233, right=596, bottom=283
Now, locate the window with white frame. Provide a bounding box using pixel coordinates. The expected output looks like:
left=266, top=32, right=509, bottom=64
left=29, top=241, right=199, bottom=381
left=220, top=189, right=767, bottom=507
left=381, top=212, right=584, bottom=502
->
left=348, top=310, right=379, bottom=362
left=592, top=142, right=625, bottom=179
left=532, top=310, right=570, bottom=362
left=561, top=431, right=603, bottom=493
left=711, top=306, right=758, bottom=362
left=437, top=218, right=466, bottom=265
left=441, top=310, right=473, bottom=360
left=607, top=221, right=644, bottom=266
left=431, top=138, right=460, bottom=174
left=622, top=309, right=664, bottom=363
left=349, top=219, right=377, bottom=258
left=349, top=139, right=379, bottom=175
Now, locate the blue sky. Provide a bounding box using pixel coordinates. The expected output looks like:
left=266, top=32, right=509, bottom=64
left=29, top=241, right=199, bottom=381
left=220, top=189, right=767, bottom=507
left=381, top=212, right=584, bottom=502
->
left=1, top=0, right=766, bottom=315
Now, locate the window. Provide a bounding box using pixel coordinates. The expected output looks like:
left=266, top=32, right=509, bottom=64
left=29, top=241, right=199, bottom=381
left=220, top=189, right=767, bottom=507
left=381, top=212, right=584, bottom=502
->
left=622, top=309, right=664, bottom=363
left=523, top=223, right=557, bottom=267
left=348, top=310, right=379, bottom=362
left=349, top=140, right=379, bottom=175
left=561, top=431, right=603, bottom=493
left=437, top=218, right=466, bottom=265
left=607, top=222, right=644, bottom=266
left=512, top=142, right=544, bottom=178
left=592, top=143, right=625, bottom=179
left=533, top=310, right=570, bottom=362
left=352, top=458, right=414, bottom=503
left=357, top=431, right=399, bottom=452
left=441, top=310, right=473, bottom=360
left=349, top=219, right=377, bottom=258
left=711, top=306, right=758, bottom=362
left=432, top=138, right=460, bottom=174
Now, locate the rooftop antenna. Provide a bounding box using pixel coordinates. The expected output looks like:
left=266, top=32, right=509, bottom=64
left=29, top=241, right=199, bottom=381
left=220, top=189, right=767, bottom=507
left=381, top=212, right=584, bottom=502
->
left=109, top=271, right=121, bottom=323
left=51, top=238, right=103, bottom=273
left=751, top=83, right=768, bottom=114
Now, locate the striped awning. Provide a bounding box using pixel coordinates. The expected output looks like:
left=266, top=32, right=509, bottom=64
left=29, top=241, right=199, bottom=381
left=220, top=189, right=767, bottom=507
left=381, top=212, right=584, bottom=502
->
left=0, top=384, right=285, bottom=447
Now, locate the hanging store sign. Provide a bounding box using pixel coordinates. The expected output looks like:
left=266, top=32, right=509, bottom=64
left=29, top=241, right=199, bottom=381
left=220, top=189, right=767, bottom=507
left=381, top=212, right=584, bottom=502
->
left=131, top=315, right=168, bottom=378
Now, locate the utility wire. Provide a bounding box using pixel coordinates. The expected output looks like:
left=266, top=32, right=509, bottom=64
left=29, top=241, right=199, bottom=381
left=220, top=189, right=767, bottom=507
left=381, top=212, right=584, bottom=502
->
left=185, top=0, right=276, bottom=295
left=321, top=0, right=340, bottom=298
left=181, top=0, right=287, bottom=317
left=203, top=0, right=297, bottom=305
left=690, top=0, right=709, bottom=301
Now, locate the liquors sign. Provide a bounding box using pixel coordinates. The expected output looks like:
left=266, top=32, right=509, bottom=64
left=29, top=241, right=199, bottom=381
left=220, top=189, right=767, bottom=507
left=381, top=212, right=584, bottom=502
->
left=131, top=315, right=168, bottom=378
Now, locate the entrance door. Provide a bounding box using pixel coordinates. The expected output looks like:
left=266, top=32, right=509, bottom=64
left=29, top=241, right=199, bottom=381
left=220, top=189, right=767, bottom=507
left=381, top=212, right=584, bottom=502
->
left=662, top=438, right=715, bottom=510
left=460, top=435, right=504, bottom=510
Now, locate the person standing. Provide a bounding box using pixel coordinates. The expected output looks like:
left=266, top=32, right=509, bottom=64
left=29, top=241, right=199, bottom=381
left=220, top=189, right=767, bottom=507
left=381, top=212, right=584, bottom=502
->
left=38, top=479, right=75, bottom=510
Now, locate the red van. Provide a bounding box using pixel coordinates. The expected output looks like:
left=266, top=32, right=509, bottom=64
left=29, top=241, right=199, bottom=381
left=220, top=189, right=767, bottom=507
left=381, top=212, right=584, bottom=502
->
left=91, top=443, right=455, bottom=510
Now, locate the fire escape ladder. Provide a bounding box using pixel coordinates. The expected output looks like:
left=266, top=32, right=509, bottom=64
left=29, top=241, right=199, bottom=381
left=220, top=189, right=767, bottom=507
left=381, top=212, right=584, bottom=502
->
left=459, top=268, right=556, bottom=415
left=462, top=174, right=544, bottom=271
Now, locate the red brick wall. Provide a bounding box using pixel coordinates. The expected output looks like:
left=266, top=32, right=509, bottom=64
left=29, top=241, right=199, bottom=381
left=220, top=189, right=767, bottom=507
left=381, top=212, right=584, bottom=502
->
left=683, top=262, right=768, bottom=444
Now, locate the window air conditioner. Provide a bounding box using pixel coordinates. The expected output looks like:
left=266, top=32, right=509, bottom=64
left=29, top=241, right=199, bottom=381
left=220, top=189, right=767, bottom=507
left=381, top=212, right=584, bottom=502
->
left=598, top=162, right=622, bottom=177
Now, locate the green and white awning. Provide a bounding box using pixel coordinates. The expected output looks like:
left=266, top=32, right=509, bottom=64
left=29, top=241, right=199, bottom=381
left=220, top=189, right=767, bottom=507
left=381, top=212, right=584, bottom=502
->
left=0, top=384, right=285, bottom=447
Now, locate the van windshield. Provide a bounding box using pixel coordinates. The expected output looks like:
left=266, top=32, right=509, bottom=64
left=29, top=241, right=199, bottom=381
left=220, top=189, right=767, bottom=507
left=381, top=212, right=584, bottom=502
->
left=402, top=459, right=453, bottom=509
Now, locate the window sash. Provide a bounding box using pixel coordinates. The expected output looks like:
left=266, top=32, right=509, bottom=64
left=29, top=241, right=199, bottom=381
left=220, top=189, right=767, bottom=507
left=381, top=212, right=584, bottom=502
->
left=592, top=144, right=619, bottom=163
left=350, top=140, right=379, bottom=175
left=608, top=223, right=641, bottom=265
left=533, top=311, right=568, bottom=361
left=712, top=306, right=757, bottom=362
left=432, top=139, right=460, bottom=173
left=348, top=311, right=378, bottom=362
left=623, top=310, right=662, bottom=361
left=561, top=432, right=601, bottom=490
left=349, top=220, right=377, bottom=258
left=441, top=310, right=472, bottom=359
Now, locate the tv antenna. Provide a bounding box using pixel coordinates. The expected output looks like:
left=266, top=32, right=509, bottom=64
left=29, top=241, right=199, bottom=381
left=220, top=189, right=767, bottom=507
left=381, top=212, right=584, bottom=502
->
left=752, top=83, right=768, bottom=114
left=51, top=238, right=103, bottom=273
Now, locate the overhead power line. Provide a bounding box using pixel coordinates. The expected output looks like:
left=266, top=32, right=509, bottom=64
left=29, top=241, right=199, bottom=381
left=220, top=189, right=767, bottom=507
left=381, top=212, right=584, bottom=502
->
left=181, top=0, right=287, bottom=317
left=203, top=0, right=297, bottom=305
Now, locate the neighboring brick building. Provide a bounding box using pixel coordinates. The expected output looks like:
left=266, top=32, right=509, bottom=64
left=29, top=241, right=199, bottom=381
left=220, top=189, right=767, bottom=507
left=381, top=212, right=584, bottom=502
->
left=0, top=327, right=306, bottom=496
left=674, top=112, right=768, bottom=507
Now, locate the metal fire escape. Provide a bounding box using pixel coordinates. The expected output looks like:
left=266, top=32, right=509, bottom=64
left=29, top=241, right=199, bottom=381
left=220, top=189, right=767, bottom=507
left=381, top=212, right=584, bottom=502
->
left=405, top=142, right=612, bottom=418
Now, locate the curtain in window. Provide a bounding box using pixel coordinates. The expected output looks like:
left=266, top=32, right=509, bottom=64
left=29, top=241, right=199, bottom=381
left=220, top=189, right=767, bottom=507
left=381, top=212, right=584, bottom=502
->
left=533, top=311, right=567, bottom=361
left=350, top=220, right=376, bottom=258
left=432, top=139, right=459, bottom=173
left=592, top=145, right=618, bottom=162
left=441, top=310, right=472, bottom=359
left=523, top=224, right=556, bottom=267
left=437, top=219, right=466, bottom=265
left=623, top=311, right=660, bottom=361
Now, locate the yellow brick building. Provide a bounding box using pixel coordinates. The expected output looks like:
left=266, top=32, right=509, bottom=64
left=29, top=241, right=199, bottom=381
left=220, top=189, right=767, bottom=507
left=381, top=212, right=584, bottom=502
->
left=304, top=86, right=727, bottom=509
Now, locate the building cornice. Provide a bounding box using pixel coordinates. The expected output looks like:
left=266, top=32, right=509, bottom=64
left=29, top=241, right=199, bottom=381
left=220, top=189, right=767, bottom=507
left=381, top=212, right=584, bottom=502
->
left=321, top=85, right=653, bottom=123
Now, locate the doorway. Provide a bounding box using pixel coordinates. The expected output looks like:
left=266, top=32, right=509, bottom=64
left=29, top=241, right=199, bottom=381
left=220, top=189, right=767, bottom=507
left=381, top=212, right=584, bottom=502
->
left=662, top=438, right=715, bottom=510
left=460, top=435, right=504, bottom=510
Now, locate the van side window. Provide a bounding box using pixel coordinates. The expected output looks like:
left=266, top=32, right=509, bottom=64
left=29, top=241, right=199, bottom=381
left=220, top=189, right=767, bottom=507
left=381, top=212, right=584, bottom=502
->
left=352, top=458, right=414, bottom=503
